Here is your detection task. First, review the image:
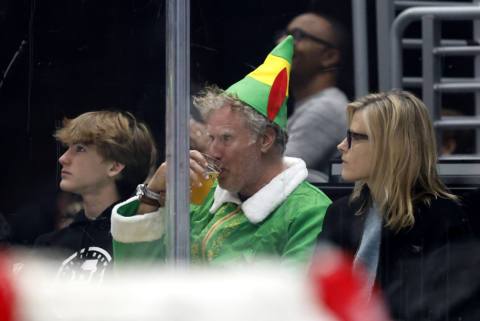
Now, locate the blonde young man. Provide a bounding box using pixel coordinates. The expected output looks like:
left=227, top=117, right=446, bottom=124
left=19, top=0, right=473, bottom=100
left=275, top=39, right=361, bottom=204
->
left=111, top=36, right=331, bottom=264
left=35, top=111, right=156, bottom=281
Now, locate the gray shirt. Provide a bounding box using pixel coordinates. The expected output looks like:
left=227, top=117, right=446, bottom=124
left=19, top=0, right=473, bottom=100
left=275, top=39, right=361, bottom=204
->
left=285, top=87, right=348, bottom=181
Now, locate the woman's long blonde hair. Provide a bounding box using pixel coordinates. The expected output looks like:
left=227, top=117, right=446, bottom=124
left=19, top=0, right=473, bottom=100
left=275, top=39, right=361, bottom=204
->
left=349, top=91, right=456, bottom=231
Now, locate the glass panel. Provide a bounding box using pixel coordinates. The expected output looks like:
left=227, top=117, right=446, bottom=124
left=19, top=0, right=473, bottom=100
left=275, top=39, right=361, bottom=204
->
left=0, top=2, right=478, bottom=320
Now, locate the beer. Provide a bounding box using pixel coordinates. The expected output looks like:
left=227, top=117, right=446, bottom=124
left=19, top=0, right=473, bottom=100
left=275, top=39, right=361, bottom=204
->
left=190, top=153, right=221, bottom=205
left=191, top=172, right=218, bottom=205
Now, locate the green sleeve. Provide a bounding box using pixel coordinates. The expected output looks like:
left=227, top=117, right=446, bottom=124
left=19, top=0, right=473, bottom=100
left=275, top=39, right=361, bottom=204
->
left=282, top=190, right=331, bottom=263
left=113, top=238, right=166, bottom=264
left=112, top=198, right=167, bottom=265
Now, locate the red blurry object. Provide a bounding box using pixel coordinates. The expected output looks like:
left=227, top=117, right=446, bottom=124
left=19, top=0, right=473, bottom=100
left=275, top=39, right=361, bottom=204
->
left=0, top=253, right=15, bottom=321
left=310, top=248, right=391, bottom=321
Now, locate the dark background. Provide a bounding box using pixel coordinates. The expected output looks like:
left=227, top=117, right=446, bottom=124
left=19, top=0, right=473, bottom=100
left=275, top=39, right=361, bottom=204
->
left=0, top=0, right=356, bottom=217
left=0, top=0, right=474, bottom=222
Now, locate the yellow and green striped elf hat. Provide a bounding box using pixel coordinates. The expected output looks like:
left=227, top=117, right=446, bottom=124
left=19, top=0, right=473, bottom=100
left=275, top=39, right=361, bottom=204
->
left=226, top=35, right=293, bottom=130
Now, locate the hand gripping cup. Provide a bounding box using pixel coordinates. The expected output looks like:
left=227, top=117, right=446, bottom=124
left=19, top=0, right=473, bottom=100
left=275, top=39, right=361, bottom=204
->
left=190, top=153, right=221, bottom=205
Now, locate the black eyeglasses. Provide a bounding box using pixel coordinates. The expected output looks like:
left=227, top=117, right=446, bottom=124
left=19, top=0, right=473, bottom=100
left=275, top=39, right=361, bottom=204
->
left=346, top=129, right=369, bottom=149
left=277, top=28, right=336, bottom=48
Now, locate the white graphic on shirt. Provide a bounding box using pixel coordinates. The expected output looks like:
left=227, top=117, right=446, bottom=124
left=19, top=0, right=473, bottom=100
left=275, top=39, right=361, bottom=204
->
left=56, top=246, right=112, bottom=283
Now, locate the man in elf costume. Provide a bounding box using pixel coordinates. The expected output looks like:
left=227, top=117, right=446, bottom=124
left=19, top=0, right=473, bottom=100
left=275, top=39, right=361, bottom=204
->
left=110, top=36, right=331, bottom=264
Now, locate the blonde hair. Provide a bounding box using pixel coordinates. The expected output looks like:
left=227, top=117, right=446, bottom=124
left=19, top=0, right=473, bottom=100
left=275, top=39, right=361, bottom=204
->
left=55, top=111, right=157, bottom=198
left=348, top=91, right=456, bottom=231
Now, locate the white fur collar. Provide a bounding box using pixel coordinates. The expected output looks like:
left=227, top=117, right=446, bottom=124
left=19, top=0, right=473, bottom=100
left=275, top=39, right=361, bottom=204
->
left=209, top=157, right=308, bottom=224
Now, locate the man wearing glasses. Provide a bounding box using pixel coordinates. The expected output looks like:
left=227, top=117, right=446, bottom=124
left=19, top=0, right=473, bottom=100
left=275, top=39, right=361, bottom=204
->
left=279, top=12, right=349, bottom=182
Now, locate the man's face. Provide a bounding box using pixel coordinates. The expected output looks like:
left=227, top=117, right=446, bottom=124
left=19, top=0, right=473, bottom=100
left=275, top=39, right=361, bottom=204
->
left=285, top=13, right=337, bottom=82
left=59, top=143, right=117, bottom=196
left=206, top=106, right=264, bottom=196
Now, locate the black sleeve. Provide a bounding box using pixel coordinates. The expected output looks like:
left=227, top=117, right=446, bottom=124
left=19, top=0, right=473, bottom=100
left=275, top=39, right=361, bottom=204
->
left=459, top=189, right=480, bottom=238
left=317, top=196, right=361, bottom=254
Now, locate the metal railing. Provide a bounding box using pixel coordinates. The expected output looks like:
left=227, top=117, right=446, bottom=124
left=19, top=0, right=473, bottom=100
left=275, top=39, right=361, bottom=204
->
left=390, top=4, right=480, bottom=153
left=390, top=6, right=480, bottom=89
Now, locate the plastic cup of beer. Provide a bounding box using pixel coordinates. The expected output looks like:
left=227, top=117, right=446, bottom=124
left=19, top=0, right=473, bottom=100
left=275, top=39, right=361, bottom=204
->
left=190, top=153, right=221, bottom=205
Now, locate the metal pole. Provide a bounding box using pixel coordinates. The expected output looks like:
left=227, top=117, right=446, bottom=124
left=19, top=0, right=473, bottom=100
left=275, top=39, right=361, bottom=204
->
left=165, top=0, right=191, bottom=264
left=403, top=38, right=468, bottom=49
left=421, top=15, right=442, bottom=152
left=421, top=15, right=441, bottom=119
left=376, top=0, right=394, bottom=90
left=395, top=1, right=472, bottom=8
left=474, top=0, right=480, bottom=154
left=352, top=0, right=369, bottom=98
left=435, top=116, right=480, bottom=129
left=403, top=77, right=477, bottom=88
left=434, top=46, right=480, bottom=55
left=435, top=82, right=480, bottom=92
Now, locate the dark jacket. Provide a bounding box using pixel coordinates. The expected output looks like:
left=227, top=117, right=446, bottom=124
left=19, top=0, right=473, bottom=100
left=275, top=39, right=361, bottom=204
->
left=35, top=203, right=116, bottom=282
left=318, top=193, right=473, bottom=320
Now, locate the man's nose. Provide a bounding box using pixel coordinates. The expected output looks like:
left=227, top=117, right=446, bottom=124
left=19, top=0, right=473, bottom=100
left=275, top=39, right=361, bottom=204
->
left=208, top=141, right=223, bottom=159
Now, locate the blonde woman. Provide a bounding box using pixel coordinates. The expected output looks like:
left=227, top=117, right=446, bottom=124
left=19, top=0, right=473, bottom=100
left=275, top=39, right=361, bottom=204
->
left=317, top=91, right=472, bottom=312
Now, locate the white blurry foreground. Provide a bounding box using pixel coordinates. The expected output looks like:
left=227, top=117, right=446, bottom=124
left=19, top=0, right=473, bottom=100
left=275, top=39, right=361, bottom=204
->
left=0, top=249, right=390, bottom=321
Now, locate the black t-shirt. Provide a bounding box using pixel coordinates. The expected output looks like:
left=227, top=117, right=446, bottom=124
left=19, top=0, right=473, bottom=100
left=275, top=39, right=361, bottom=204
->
left=35, top=203, right=116, bottom=283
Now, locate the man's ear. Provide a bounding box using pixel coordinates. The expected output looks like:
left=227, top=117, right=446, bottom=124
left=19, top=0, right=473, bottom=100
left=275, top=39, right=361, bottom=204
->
left=321, top=48, right=340, bottom=69
left=108, top=161, right=126, bottom=178
left=260, top=127, right=276, bottom=153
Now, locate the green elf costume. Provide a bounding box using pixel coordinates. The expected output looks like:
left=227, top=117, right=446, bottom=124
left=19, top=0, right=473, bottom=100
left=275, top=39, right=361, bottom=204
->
left=111, top=36, right=332, bottom=264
